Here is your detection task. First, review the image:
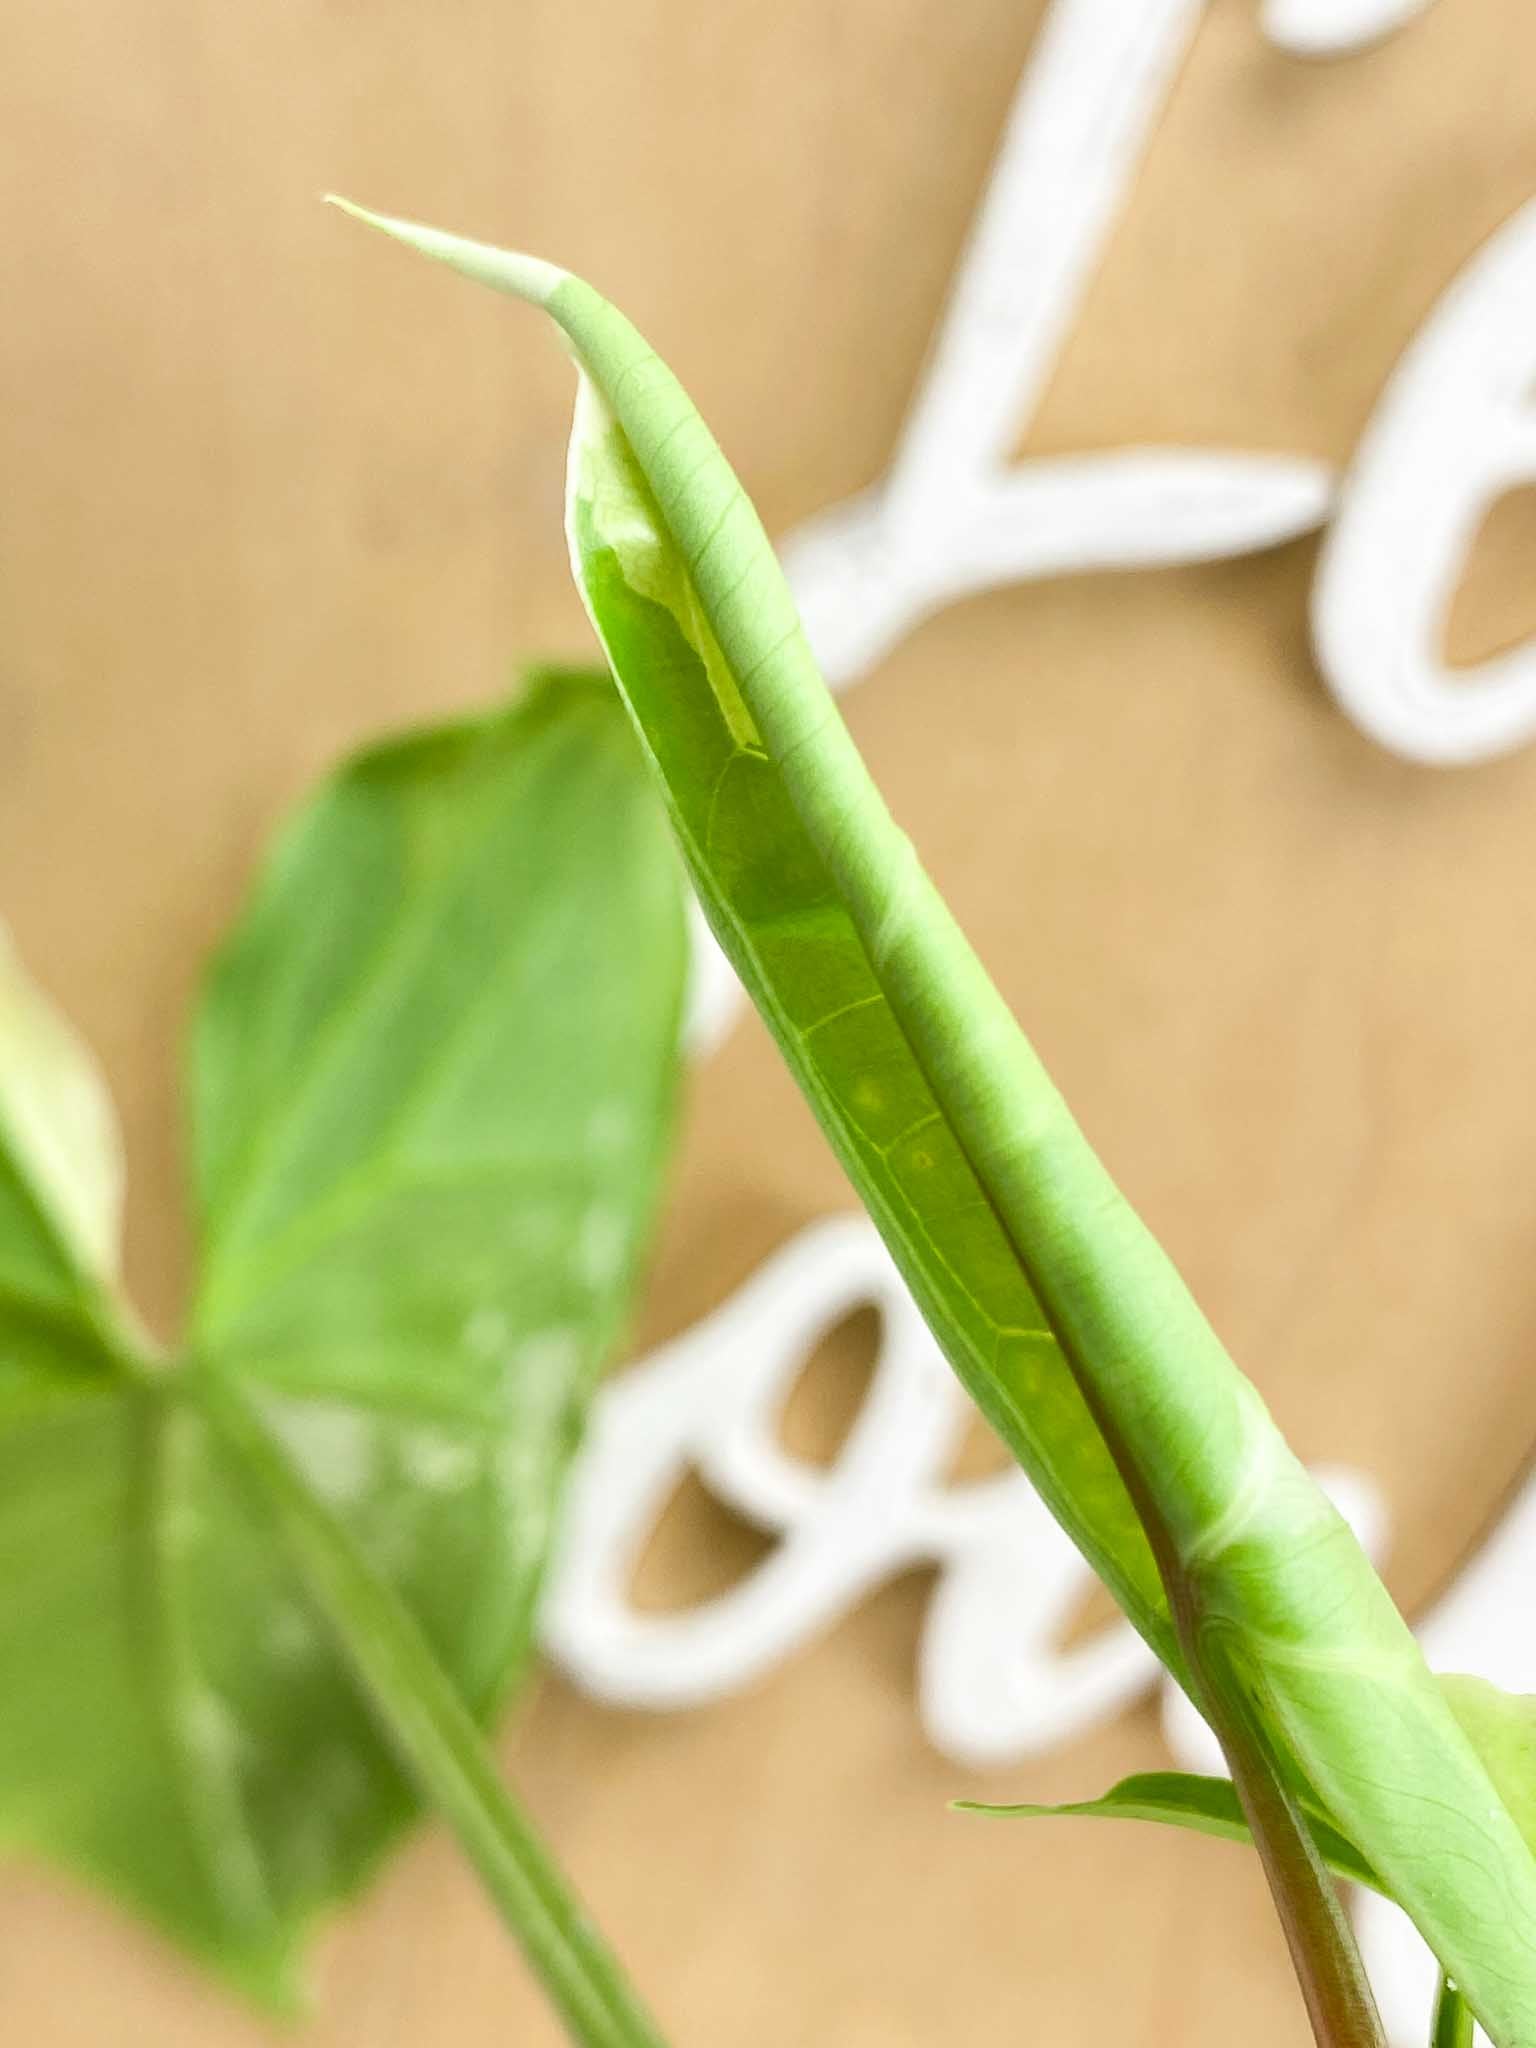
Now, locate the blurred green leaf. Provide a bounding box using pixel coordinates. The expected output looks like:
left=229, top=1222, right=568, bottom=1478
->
left=0, top=672, right=685, bottom=2006
left=0, top=922, right=138, bottom=1396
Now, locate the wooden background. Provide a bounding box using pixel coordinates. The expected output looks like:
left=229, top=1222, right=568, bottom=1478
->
left=4, top=1, right=1536, bottom=2040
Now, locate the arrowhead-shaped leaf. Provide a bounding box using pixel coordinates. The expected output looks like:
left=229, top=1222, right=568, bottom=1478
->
left=0, top=673, right=684, bottom=2005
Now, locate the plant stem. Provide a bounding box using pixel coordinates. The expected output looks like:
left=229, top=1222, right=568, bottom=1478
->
left=1431, top=1973, right=1474, bottom=2048
left=1212, top=1688, right=1385, bottom=2048
left=940, top=1151, right=1387, bottom=2047
left=1154, top=1594, right=1384, bottom=2048
left=195, top=1370, right=673, bottom=2048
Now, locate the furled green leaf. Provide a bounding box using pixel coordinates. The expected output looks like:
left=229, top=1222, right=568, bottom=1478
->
left=325, top=202, right=1173, bottom=1680
left=0, top=672, right=685, bottom=2005
left=335, top=203, right=1536, bottom=2048
left=958, top=1772, right=1384, bottom=1894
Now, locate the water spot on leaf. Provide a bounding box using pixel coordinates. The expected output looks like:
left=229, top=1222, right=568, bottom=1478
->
left=185, top=1687, right=247, bottom=1774
left=463, top=1306, right=511, bottom=1358
left=585, top=1101, right=634, bottom=1156
left=268, top=1603, right=314, bottom=1667
left=268, top=1401, right=376, bottom=1509
left=516, top=1329, right=583, bottom=1383
left=398, top=1426, right=480, bottom=1495
left=577, top=1202, right=628, bottom=1288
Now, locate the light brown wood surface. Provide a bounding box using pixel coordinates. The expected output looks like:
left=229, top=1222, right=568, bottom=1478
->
left=4, top=1, right=1536, bottom=2041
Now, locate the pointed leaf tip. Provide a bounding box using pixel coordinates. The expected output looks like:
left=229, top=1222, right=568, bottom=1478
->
left=323, top=195, right=566, bottom=309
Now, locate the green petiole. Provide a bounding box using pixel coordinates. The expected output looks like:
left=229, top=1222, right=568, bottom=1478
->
left=1431, top=1976, right=1475, bottom=2048
left=196, top=1367, right=671, bottom=2048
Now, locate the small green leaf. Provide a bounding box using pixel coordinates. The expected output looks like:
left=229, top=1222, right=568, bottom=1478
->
left=334, top=203, right=1536, bottom=2048
left=0, top=673, right=685, bottom=2004
left=958, top=1771, right=1384, bottom=1894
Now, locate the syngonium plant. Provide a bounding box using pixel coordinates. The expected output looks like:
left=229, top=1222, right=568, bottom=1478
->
left=322, top=202, right=1536, bottom=2048
left=4, top=199, right=1536, bottom=2048
left=0, top=676, right=688, bottom=2030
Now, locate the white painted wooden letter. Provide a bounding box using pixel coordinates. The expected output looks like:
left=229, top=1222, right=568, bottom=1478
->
left=779, top=0, right=1332, bottom=692
left=1314, top=197, right=1536, bottom=765
left=1263, top=0, right=1438, bottom=58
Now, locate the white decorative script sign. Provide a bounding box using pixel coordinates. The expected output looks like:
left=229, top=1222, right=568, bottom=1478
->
left=545, top=1217, right=1385, bottom=1768
left=543, top=4, right=1535, bottom=2035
